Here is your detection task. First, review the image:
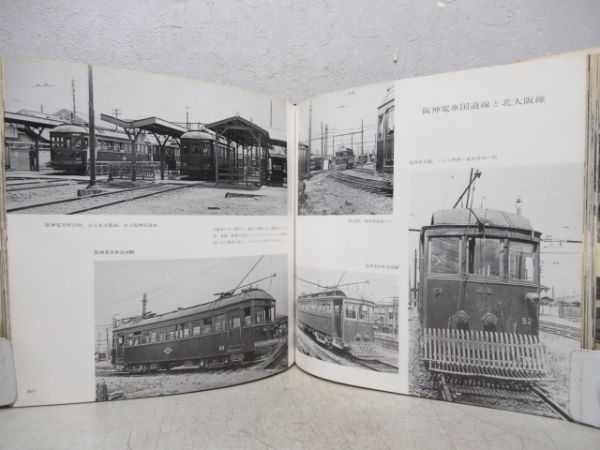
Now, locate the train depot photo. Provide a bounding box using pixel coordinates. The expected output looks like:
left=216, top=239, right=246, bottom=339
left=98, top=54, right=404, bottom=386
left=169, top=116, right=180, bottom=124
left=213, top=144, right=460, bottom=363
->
left=94, top=255, right=288, bottom=401
left=298, top=83, right=393, bottom=216
left=3, top=56, right=287, bottom=215
left=296, top=267, right=398, bottom=372
left=408, top=165, right=584, bottom=420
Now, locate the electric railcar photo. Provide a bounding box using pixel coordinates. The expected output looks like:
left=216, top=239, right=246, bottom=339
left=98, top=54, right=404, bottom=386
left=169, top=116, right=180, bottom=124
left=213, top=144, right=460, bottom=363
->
left=49, top=124, right=152, bottom=174
left=297, top=289, right=375, bottom=356
left=418, top=207, right=549, bottom=384
left=112, top=288, right=279, bottom=372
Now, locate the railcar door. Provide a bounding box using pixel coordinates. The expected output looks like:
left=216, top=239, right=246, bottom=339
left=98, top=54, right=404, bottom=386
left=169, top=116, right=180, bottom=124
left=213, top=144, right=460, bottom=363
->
left=333, top=298, right=343, bottom=338
left=227, top=310, right=242, bottom=350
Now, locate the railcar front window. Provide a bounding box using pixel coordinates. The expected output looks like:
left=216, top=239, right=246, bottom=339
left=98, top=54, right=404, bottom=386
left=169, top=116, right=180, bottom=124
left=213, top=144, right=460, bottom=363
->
left=386, top=107, right=395, bottom=135
left=468, top=237, right=504, bottom=278
left=508, top=241, right=536, bottom=281
left=346, top=304, right=357, bottom=319
left=359, top=305, right=372, bottom=321
left=428, top=237, right=461, bottom=274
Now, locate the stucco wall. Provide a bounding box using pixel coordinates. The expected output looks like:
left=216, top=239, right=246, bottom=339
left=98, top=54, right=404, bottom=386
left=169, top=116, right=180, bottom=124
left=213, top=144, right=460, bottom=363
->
left=1, top=0, right=600, bottom=101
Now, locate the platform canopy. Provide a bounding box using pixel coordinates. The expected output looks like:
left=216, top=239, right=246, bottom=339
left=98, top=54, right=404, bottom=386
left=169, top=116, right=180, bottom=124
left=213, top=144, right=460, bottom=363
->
left=4, top=111, right=65, bottom=129
left=99, top=114, right=187, bottom=137
left=205, top=115, right=270, bottom=147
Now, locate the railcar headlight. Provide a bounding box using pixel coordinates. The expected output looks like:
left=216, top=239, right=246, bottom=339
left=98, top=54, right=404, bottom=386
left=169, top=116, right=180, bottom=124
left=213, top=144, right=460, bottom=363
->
left=524, top=292, right=540, bottom=304
left=449, top=310, right=469, bottom=329
left=481, top=312, right=498, bottom=327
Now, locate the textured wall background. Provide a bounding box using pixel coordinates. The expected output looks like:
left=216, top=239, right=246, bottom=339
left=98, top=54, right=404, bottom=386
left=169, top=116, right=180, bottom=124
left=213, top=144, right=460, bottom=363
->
left=1, top=0, right=600, bottom=101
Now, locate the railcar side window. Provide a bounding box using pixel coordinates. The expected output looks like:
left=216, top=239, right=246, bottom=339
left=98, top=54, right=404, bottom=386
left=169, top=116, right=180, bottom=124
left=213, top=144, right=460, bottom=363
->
left=244, top=307, right=252, bottom=326
left=229, top=315, right=241, bottom=329
left=508, top=242, right=535, bottom=282
left=215, top=315, right=226, bottom=331
left=428, top=237, right=461, bottom=274
left=468, top=237, right=504, bottom=277
left=203, top=318, right=212, bottom=334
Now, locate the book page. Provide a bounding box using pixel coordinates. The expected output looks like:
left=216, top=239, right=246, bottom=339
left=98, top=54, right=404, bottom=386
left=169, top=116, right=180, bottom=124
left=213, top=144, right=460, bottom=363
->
left=295, top=53, right=593, bottom=421
left=3, top=56, right=294, bottom=406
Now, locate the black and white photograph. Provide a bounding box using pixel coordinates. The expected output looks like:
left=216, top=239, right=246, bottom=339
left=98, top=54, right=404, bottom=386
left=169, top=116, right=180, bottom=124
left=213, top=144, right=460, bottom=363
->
left=94, top=255, right=288, bottom=401
left=298, top=83, right=393, bottom=216
left=408, top=164, right=584, bottom=420
left=296, top=267, right=398, bottom=372
left=4, top=56, right=288, bottom=215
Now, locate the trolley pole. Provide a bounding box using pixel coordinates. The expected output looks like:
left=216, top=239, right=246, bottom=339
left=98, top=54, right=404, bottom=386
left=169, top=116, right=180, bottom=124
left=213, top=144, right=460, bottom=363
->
left=87, top=65, right=97, bottom=187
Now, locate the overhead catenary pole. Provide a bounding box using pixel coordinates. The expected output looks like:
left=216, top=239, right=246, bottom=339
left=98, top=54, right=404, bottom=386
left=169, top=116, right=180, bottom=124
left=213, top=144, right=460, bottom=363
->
left=87, top=65, right=97, bottom=187
left=320, top=122, right=324, bottom=158
left=361, top=119, right=364, bottom=166
left=307, top=100, right=312, bottom=176
left=71, top=78, right=77, bottom=123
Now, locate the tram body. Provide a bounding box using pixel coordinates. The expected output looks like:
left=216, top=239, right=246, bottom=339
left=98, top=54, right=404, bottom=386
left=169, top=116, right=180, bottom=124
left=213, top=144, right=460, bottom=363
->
left=112, top=288, right=278, bottom=371
left=334, top=148, right=355, bottom=169
left=49, top=124, right=151, bottom=174
left=418, top=208, right=549, bottom=381
left=297, top=289, right=374, bottom=353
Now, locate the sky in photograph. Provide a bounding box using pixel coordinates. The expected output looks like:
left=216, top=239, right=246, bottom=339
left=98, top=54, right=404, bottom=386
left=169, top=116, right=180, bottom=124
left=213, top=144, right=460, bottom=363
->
left=408, top=163, right=584, bottom=297
left=296, top=266, right=398, bottom=304
left=95, top=254, right=288, bottom=329
left=4, top=56, right=287, bottom=140
left=297, top=81, right=392, bottom=155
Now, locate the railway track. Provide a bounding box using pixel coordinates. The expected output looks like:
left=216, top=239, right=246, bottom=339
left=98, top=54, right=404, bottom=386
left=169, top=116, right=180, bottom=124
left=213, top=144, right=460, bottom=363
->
left=436, top=375, right=573, bottom=421
left=7, top=180, right=85, bottom=192
left=348, top=355, right=398, bottom=372
left=297, top=326, right=397, bottom=372
left=375, top=334, right=399, bottom=350
left=539, top=320, right=581, bottom=341
left=328, top=171, right=393, bottom=196
left=7, top=183, right=200, bottom=214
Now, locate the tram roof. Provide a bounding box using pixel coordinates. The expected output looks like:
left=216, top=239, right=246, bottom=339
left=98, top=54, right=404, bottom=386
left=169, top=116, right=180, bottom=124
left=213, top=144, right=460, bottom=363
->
left=114, top=288, right=274, bottom=332
left=206, top=115, right=270, bottom=147
left=431, top=208, right=534, bottom=230
left=100, top=114, right=188, bottom=137
left=5, top=111, right=65, bottom=128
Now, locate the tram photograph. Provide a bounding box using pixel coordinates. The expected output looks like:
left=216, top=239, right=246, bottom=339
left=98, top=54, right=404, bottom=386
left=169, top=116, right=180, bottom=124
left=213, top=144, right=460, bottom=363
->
left=3, top=56, right=288, bottom=216
left=94, top=254, right=288, bottom=401
left=408, top=164, right=584, bottom=420
left=297, top=82, right=394, bottom=216
left=296, top=267, right=399, bottom=373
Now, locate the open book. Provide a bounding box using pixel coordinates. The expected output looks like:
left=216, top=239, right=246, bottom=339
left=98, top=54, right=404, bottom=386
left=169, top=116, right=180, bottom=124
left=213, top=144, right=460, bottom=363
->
left=1, top=50, right=599, bottom=427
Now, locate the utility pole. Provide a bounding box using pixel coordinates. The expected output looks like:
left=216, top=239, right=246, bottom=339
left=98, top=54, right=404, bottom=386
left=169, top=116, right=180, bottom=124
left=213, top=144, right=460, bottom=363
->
left=186, top=106, right=190, bottom=129
left=142, top=293, right=148, bottom=317
left=324, top=124, right=328, bottom=158
left=270, top=100, right=273, bottom=128
left=87, top=65, right=97, bottom=187
left=320, top=122, right=324, bottom=158
left=307, top=100, right=312, bottom=176
left=71, top=78, right=77, bottom=123
left=112, top=108, right=121, bottom=130
left=361, top=119, right=364, bottom=165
